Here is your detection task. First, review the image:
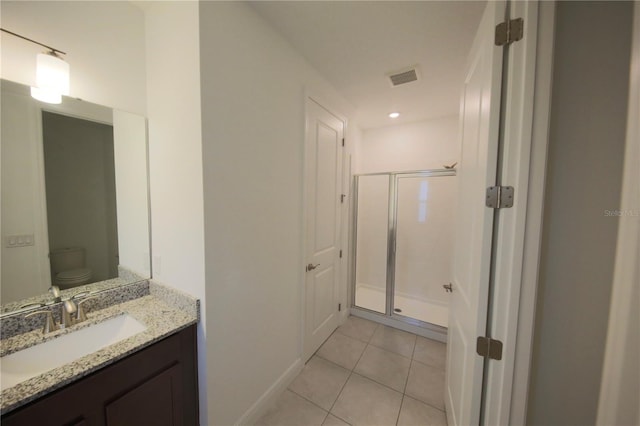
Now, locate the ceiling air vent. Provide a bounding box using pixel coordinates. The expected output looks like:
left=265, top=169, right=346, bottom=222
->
left=388, top=67, right=419, bottom=87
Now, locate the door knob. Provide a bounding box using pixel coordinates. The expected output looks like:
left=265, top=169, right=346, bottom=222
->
left=443, top=283, right=453, bottom=293
left=306, top=263, right=320, bottom=272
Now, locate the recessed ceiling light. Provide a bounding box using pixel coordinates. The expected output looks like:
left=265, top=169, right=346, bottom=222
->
left=389, top=112, right=400, bottom=119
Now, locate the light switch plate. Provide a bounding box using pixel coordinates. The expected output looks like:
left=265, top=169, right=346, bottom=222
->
left=5, top=234, right=35, bottom=248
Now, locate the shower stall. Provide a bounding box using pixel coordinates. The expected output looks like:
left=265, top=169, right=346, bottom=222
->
left=351, top=169, right=457, bottom=332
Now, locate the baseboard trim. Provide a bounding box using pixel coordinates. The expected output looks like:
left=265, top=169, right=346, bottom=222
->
left=235, top=358, right=304, bottom=426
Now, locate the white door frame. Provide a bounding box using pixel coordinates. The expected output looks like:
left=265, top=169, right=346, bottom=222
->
left=297, top=2, right=558, bottom=420
left=483, top=1, right=556, bottom=424
left=300, top=90, right=349, bottom=360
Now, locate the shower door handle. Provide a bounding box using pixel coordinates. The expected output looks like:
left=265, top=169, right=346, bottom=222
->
left=443, top=283, right=453, bottom=293
left=306, top=263, right=320, bottom=272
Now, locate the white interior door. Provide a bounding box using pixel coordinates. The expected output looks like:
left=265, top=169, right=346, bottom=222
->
left=446, top=2, right=506, bottom=425
left=303, top=98, right=344, bottom=361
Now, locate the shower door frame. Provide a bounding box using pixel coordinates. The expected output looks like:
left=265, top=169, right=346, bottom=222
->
left=350, top=169, right=456, bottom=335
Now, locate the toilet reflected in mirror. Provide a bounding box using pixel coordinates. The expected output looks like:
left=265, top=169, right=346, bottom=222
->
left=49, top=247, right=93, bottom=290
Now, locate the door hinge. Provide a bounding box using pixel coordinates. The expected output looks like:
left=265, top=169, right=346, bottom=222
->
left=339, top=249, right=343, bottom=258
left=338, top=303, right=342, bottom=312
left=476, top=336, right=503, bottom=360
left=342, top=138, right=345, bottom=147
left=341, top=194, right=346, bottom=203
left=495, top=18, right=524, bottom=46
left=486, top=186, right=514, bottom=208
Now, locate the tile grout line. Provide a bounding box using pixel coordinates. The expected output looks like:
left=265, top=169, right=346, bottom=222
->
left=287, top=320, right=369, bottom=426
left=398, top=356, right=414, bottom=426
left=408, top=334, right=449, bottom=413
left=292, top=320, right=445, bottom=425
left=324, top=324, right=379, bottom=426
left=410, top=334, right=418, bottom=360
left=314, top=353, right=356, bottom=373
left=348, top=371, right=405, bottom=397
left=404, top=358, right=413, bottom=395
left=404, top=357, right=448, bottom=414
left=411, top=356, right=446, bottom=371
left=285, top=387, right=331, bottom=419
left=335, top=328, right=377, bottom=345
left=395, top=333, right=415, bottom=426
left=395, top=395, right=406, bottom=426
left=335, top=325, right=418, bottom=403
left=367, top=340, right=415, bottom=361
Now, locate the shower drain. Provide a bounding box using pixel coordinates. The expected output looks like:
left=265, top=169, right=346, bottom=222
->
left=394, top=308, right=402, bottom=313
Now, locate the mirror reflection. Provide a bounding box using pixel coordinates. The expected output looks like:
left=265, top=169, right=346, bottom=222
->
left=1, top=79, right=151, bottom=310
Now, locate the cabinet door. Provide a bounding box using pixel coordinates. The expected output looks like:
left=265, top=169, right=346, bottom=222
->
left=105, top=364, right=183, bottom=426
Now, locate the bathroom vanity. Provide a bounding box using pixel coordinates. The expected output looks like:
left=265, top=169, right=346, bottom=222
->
left=0, top=281, right=200, bottom=425
left=2, top=326, right=197, bottom=426
left=0, top=77, right=198, bottom=424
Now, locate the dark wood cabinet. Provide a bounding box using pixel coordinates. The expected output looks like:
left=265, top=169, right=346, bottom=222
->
left=2, top=325, right=198, bottom=426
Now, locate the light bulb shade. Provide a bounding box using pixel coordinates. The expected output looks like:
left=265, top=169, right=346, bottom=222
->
left=30, top=52, right=69, bottom=104
left=30, top=87, right=62, bottom=104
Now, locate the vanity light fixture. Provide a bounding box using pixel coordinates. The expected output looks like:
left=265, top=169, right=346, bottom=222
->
left=1, top=28, right=69, bottom=104
left=30, top=51, right=69, bottom=104
left=389, top=112, right=400, bottom=119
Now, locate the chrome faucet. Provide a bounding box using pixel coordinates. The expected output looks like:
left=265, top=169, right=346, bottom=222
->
left=49, top=285, right=62, bottom=303
left=23, top=292, right=98, bottom=334
left=25, top=310, right=59, bottom=334
left=60, top=293, right=98, bottom=327
left=62, top=299, right=78, bottom=328
left=72, top=293, right=97, bottom=323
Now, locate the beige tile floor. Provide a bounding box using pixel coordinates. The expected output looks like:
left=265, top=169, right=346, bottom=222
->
left=256, top=316, right=447, bottom=426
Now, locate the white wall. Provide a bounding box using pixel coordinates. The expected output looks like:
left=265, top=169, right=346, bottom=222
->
left=1, top=82, right=51, bottom=303
left=355, top=116, right=459, bottom=174
left=597, top=4, right=640, bottom=425
left=142, top=2, right=208, bottom=424
left=0, top=1, right=146, bottom=115
left=198, top=2, right=354, bottom=424
left=527, top=2, right=633, bottom=425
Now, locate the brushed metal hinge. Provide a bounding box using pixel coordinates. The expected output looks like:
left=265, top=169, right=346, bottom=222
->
left=495, top=18, right=524, bottom=46
left=338, top=303, right=342, bottom=312
left=341, top=194, right=346, bottom=203
left=342, top=138, right=345, bottom=147
left=486, top=186, right=514, bottom=208
left=339, top=249, right=343, bottom=258
left=477, top=336, right=503, bottom=360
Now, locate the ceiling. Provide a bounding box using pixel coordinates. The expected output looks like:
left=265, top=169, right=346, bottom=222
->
left=249, top=1, right=485, bottom=129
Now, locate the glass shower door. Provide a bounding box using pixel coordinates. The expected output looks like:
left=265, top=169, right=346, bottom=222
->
left=353, top=175, right=389, bottom=314
left=392, top=174, right=456, bottom=327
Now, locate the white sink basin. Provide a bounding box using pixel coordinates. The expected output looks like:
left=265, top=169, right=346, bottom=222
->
left=0, top=314, right=146, bottom=391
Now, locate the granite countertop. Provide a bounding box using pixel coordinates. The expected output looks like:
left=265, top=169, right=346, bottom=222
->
left=0, top=281, right=199, bottom=414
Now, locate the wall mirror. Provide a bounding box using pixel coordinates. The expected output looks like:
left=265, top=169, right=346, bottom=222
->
left=1, top=79, right=151, bottom=313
